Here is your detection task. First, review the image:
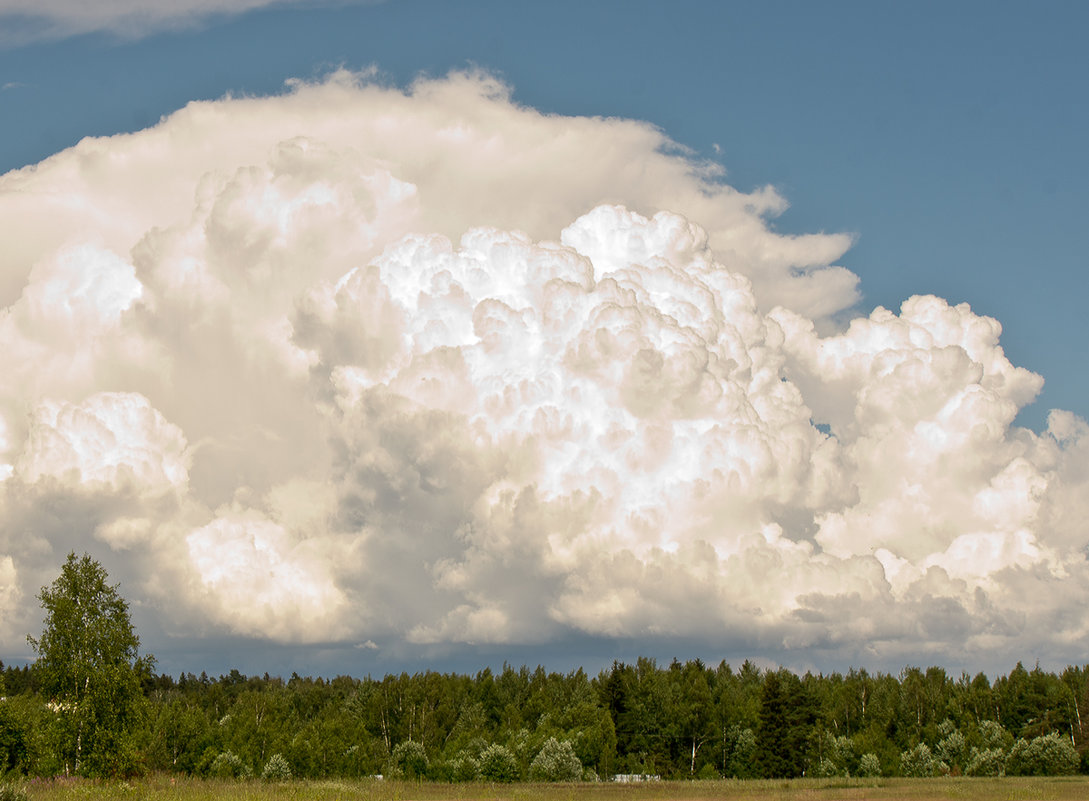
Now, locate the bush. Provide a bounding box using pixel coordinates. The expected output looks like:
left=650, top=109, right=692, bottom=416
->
left=816, top=735, right=856, bottom=777
left=935, top=729, right=966, bottom=772
left=262, top=752, right=292, bottom=780
left=209, top=750, right=251, bottom=779
left=479, top=743, right=519, bottom=782
left=857, top=752, right=881, bottom=778
left=978, top=720, right=1013, bottom=751
left=966, top=746, right=1006, bottom=776
left=450, top=753, right=480, bottom=781
left=528, top=737, right=582, bottom=782
left=1005, top=733, right=1079, bottom=776
left=899, top=743, right=937, bottom=777
left=391, top=740, right=429, bottom=779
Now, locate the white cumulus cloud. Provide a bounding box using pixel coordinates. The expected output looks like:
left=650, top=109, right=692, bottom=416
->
left=1, top=70, right=1086, bottom=671
left=15, top=392, right=189, bottom=494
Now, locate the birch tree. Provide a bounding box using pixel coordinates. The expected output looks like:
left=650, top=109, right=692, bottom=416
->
left=28, top=552, right=151, bottom=776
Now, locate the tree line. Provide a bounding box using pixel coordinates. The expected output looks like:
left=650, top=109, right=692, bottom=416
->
left=1, top=553, right=1087, bottom=780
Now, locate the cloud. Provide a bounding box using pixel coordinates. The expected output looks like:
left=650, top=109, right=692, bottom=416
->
left=0, top=0, right=375, bottom=43
left=15, top=392, right=189, bottom=494
left=184, top=511, right=350, bottom=642
left=1, top=70, right=1086, bottom=672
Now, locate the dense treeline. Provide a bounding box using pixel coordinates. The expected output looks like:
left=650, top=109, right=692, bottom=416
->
left=2, top=656, right=1088, bottom=780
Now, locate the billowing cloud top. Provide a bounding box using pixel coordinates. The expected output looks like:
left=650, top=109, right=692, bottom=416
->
left=1, top=71, right=1086, bottom=671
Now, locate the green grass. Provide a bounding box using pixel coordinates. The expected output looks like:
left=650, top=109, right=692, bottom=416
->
left=12, top=776, right=1089, bottom=801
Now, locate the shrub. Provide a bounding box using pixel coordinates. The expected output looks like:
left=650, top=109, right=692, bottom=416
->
left=935, top=729, right=966, bottom=771
left=978, top=720, right=1013, bottom=751
left=479, top=743, right=519, bottom=782
left=899, top=743, right=936, bottom=777
left=450, top=753, right=480, bottom=782
left=391, top=740, right=429, bottom=779
left=528, top=737, right=582, bottom=782
left=1005, top=733, right=1079, bottom=776
left=262, top=752, right=292, bottom=780
left=209, top=750, right=251, bottom=779
left=813, top=734, right=858, bottom=777
left=966, top=746, right=1005, bottom=776
left=857, top=752, right=881, bottom=778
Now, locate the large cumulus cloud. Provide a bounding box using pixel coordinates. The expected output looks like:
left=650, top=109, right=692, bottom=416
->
left=2, top=70, right=1086, bottom=671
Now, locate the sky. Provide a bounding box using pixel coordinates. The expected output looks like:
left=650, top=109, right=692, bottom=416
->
left=1, top=0, right=1088, bottom=681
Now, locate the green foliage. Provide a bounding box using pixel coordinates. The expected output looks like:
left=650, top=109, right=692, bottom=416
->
left=814, top=734, right=856, bottom=777
left=448, top=752, right=480, bottom=781
left=857, top=752, right=882, bottom=777
left=1005, top=733, right=1079, bottom=776
left=917, top=719, right=970, bottom=776
left=962, top=721, right=1014, bottom=777
left=261, top=752, right=292, bottom=780
left=723, top=725, right=756, bottom=778
left=0, top=699, right=31, bottom=774
left=478, top=743, right=518, bottom=782
left=994, top=662, right=1071, bottom=738
left=208, top=749, right=250, bottom=778
left=966, top=746, right=1006, bottom=776
left=145, top=696, right=213, bottom=774
left=528, top=737, right=581, bottom=782
left=934, top=725, right=967, bottom=772
left=754, top=669, right=815, bottom=778
left=900, top=742, right=937, bottom=777
left=390, top=740, right=428, bottom=779
left=7, top=649, right=1089, bottom=782
left=27, top=553, right=152, bottom=777
left=978, top=719, right=1014, bottom=751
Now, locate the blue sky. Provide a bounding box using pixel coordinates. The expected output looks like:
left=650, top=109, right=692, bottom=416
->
left=2, top=0, right=1088, bottom=679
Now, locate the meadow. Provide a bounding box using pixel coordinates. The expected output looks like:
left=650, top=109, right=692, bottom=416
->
left=11, top=776, right=1089, bottom=801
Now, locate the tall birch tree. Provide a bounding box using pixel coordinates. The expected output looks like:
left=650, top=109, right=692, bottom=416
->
left=28, top=552, right=151, bottom=776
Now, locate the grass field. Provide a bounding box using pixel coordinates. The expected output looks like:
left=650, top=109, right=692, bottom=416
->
left=9, top=776, right=1089, bottom=801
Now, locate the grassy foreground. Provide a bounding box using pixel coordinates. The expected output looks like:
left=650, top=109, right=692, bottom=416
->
left=11, top=776, right=1089, bottom=801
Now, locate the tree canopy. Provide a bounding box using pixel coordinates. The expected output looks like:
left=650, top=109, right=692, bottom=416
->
left=27, top=552, right=152, bottom=776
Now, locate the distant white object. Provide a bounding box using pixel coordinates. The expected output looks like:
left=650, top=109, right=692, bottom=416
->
left=611, top=774, right=660, bottom=782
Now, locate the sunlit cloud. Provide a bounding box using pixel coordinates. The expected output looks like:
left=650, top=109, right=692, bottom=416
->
left=1, top=71, right=1086, bottom=671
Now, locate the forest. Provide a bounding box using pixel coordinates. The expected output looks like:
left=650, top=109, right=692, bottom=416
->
left=2, top=656, right=1089, bottom=781
left=2, top=554, right=1087, bottom=782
